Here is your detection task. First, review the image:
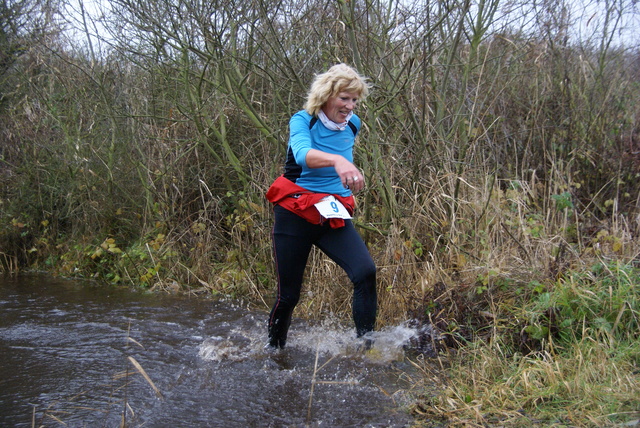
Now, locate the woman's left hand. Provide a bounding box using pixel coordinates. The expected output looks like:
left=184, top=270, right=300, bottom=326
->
left=334, top=158, right=365, bottom=193
left=305, top=149, right=365, bottom=193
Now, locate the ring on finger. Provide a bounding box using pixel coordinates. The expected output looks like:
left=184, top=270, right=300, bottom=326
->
left=353, top=176, right=359, bottom=181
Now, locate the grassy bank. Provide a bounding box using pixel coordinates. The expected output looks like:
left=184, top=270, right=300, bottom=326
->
left=411, top=260, right=639, bottom=426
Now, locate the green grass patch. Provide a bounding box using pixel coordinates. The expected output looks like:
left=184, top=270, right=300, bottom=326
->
left=420, top=261, right=640, bottom=427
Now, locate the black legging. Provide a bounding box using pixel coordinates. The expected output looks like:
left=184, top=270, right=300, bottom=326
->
left=268, top=205, right=377, bottom=348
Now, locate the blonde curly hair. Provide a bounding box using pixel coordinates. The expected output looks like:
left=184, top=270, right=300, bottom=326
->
left=303, top=63, right=371, bottom=116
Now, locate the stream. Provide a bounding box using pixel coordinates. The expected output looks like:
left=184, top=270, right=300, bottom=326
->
left=0, top=273, right=428, bottom=427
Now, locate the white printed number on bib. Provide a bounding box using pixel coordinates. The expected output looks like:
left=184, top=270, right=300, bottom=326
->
left=314, top=196, right=352, bottom=219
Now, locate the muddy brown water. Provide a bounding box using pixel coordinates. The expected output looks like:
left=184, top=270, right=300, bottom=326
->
left=0, top=273, right=428, bottom=427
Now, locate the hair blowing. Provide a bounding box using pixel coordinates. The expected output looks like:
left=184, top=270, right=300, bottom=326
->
left=304, top=63, right=371, bottom=116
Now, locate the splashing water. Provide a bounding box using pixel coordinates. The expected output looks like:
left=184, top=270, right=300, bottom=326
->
left=198, top=316, right=436, bottom=364
left=1, top=275, right=427, bottom=427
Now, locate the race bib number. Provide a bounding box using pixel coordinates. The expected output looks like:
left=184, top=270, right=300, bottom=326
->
left=314, top=196, right=352, bottom=219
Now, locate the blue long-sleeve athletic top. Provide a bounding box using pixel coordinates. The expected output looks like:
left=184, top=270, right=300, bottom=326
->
left=283, top=110, right=361, bottom=197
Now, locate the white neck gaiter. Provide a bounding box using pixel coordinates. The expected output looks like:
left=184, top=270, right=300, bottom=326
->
left=318, top=110, right=353, bottom=131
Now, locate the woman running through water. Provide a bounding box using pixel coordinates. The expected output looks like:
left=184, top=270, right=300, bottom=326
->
left=265, top=63, right=377, bottom=349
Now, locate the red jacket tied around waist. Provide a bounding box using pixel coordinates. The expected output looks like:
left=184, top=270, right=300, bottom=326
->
left=265, top=175, right=355, bottom=228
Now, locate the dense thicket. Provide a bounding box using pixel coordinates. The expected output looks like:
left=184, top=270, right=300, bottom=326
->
left=1, top=0, right=639, bottom=317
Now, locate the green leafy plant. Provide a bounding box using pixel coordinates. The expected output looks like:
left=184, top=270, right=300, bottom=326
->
left=551, top=192, right=574, bottom=211
left=526, top=261, right=639, bottom=344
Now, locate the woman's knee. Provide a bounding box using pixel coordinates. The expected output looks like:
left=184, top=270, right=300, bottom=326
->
left=352, top=260, right=376, bottom=288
